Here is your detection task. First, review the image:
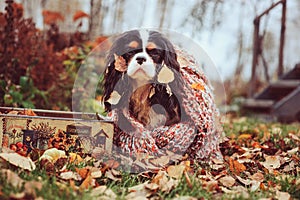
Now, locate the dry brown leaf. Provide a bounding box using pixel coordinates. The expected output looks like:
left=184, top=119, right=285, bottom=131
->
left=107, top=91, right=121, bottom=105
left=91, top=170, right=102, bottom=179
left=276, top=190, right=291, bottom=200
left=105, top=169, right=122, bottom=182
left=24, top=181, right=43, bottom=197
left=219, top=175, right=235, bottom=187
left=161, top=179, right=179, bottom=193
left=229, top=158, right=246, bottom=175
left=289, top=133, right=300, bottom=142
left=151, top=171, right=168, bottom=185
left=203, top=180, right=219, bottom=192
left=0, top=169, right=24, bottom=188
left=114, top=54, right=127, bottom=72
left=261, top=155, right=281, bottom=172
left=80, top=174, right=96, bottom=190
left=157, top=65, right=174, bottom=83
left=60, top=171, right=82, bottom=181
left=76, top=167, right=90, bottom=179
left=250, top=172, right=264, bottom=182
left=128, top=181, right=149, bottom=192
left=150, top=155, right=170, bottom=167
left=0, top=152, right=36, bottom=171
left=144, top=182, right=159, bottom=191
left=167, top=164, right=186, bottom=179
left=105, top=159, right=120, bottom=169
left=235, top=175, right=252, bottom=186
left=287, top=147, right=299, bottom=155
left=90, top=185, right=117, bottom=199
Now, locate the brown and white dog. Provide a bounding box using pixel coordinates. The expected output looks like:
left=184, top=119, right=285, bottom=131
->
left=102, top=29, right=188, bottom=131
left=101, top=29, right=223, bottom=161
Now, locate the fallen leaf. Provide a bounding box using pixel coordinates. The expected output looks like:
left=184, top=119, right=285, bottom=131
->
left=107, top=90, right=121, bottom=105
left=105, top=159, right=120, bottom=169
left=191, top=83, right=205, bottom=91
left=90, top=185, right=117, bottom=199
left=69, top=153, right=83, bottom=164
left=105, top=169, right=122, bottom=182
left=235, top=175, right=252, bottom=186
left=60, top=171, right=82, bottom=181
left=229, top=158, right=246, bottom=175
left=0, top=152, right=36, bottom=171
left=287, top=147, right=298, bottom=155
left=276, top=190, right=291, bottom=200
left=144, top=182, right=159, bottom=192
left=261, top=155, right=281, bottom=172
left=250, top=172, right=264, bottom=182
left=203, top=180, right=219, bottom=192
left=161, top=178, right=179, bottom=193
left=157, top=65, right=174, bottom=83
left=76, top=167, right=90, bottom=179
left=150, top=155, right=170, bottom=167
left=237, top=134, right=252, bottom=140
left=289, top=133, right=300, bottom=142
left=167, top=164, right=186, bottom=179
left=0, top=169, right=24, bottom=188
left=24, top=180, right=43, bottom=197
left=91, top=170, right=102, bottom=179
left=219, top=175, right=235, bottom=187
left=80, top=174, right=96, bottom=190
left=114, top=54, right=127, bottom=72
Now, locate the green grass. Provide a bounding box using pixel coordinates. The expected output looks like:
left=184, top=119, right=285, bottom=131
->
left=0, top=117, right=299, bottom=199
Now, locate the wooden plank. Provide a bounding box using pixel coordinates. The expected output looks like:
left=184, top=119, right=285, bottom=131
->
left=243, top=99, right=274, bottom=108
left=270, top=80, right=300, bottom=89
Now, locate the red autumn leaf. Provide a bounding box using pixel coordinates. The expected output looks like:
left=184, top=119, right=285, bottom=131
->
left=42, top=10, right=64, bottom=25
left=228, top=158, right=246, bottom=175
left=73, top=10, right=89, bottom=22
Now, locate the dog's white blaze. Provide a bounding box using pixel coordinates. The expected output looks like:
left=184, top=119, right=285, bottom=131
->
left=139, top=29, right=149, bottom=51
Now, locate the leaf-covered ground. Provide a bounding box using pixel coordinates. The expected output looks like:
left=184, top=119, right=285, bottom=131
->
left=0, top=115, right=299, bottom=200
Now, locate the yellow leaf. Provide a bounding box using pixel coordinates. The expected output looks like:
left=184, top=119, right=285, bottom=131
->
left=237, top=134, right=252, bottom=140
left=167, top=165, right=186, bottom=179
left=80, top=174, right=95, bottom=190
left=191, top=83, right=205, bottom=91
left=157, top=65, right=174, bottom=83
left=69, top=153, right=83, bottom=164
left=219, top=175, right=235, bottom=187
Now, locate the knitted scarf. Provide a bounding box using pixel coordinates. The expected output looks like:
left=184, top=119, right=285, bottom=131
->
left=104, top=49, right=223, bottom=161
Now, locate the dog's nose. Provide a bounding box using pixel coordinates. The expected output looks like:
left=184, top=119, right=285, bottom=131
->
left=136, top=56, right=146, bottom=65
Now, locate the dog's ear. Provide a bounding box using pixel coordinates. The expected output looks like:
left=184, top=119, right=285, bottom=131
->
left=161, top=36, right=180, bottom=72
left=102, top=43, right=128, bottom=112
left=102, top=54, right=122, bottom=112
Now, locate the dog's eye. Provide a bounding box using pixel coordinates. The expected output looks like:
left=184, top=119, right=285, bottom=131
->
left=147, top=48, right=163, bottom=62
left=123, top=49, right=141, bottom=59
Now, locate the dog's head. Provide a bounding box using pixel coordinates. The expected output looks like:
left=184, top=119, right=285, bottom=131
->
left=102, top=29, right=183, bottom=115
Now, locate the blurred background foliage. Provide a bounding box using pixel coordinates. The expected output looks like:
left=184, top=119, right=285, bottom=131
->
left=0, top=0, right=299, bottom=112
